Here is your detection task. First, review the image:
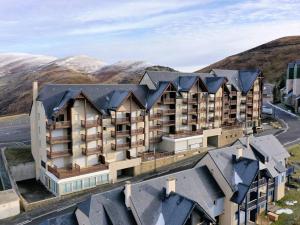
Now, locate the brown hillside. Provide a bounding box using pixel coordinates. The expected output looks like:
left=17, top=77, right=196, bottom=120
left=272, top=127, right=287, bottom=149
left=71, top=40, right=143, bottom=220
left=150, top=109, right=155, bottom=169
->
left=198, top=36, right=300, bottom=82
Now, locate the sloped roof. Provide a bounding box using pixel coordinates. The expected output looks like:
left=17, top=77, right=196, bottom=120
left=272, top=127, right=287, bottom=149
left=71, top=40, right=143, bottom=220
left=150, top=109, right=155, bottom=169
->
left=37, top=84, right=148, bottom=119
left=206, top=145, right=259, bottom=204
left=237, top=135, right=290, bottom=178
left=145, top=71, right=205, bottom=87
left=203, top=77, right=227, bottom=94
left=77, top=187, right=136, bottom=225
left=130, top=165, right=224, bottom=223
left=211, top=69, right=240, bottom=91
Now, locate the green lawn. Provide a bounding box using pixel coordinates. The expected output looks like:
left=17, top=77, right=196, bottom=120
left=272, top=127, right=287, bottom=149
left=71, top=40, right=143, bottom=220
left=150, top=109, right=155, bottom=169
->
left=271, top=144, right=300, bottom=225
left=4, top=146, right=33, bottom=166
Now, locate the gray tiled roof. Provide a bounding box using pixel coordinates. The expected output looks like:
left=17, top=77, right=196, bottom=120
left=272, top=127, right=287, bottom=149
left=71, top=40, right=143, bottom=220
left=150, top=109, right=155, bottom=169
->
left=37, top=84, right=148, bottom=119
left=202, top=77, right=226, bottom=94
left=206, top=145, right=259, bottom=204
left=77, top=187, right=136, bottom=225
left=130, top=165, right=224, bottom=223
left=211, top=69, right=261, bottom=94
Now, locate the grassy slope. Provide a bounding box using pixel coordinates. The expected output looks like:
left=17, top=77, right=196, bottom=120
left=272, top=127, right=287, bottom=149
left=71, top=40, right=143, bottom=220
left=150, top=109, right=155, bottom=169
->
left=5, top=147, right=33, bottom=166
left=198, top=36, right=300, bottom=83
left=271, top=144, right=300, bottom=225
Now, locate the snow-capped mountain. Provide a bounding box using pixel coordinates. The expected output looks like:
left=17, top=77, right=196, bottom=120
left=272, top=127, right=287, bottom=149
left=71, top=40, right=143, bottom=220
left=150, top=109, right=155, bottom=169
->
left=0, top=53, right=57, bottom=77
left=46, top=55, right=107, bottom=73
left=0, top=53, right=175, bottom=116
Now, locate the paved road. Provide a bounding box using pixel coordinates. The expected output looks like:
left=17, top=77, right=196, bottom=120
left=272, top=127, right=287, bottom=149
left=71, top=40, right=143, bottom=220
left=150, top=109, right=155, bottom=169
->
left=264, top=100, right=300, bottom=146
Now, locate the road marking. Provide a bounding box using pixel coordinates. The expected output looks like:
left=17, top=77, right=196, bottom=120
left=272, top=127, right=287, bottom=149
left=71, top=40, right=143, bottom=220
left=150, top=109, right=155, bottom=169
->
left=16, top=219, right=32, bottom=225
left=56, top=203, right=76, bottom=212
left=275, top=118, right=289, bottom=137
left=284, top=138, right=300, bottom=146
left=267, top=101, right=298, bottom=118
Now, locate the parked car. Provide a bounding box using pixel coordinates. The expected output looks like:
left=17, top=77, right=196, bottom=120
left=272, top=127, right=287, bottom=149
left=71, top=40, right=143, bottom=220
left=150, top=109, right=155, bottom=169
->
left=262, top=106, right=273, bottom=115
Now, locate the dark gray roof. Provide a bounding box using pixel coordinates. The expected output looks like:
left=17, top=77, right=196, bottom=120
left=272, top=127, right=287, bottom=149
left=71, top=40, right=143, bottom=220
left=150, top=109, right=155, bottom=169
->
left=130, top=165, right=224, bottom=223
left=145, top=71, right=207, bottom=87
left=205, top=145, right=259, bottom=204
left=37, top=84, right=148, bottom=119
left=236, top=135, right=290, bottom=178
left=203, top=77, right=226, bottom=94
left=39, top=212, right=78, bottom=225
left=211, top=69, right=261, bottom=94
left=77, top=187, right=136, bottom=225
left=145, top=81, right=171, bottom=111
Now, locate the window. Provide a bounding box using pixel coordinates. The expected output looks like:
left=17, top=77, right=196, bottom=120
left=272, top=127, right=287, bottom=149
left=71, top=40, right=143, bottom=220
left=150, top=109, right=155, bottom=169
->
left=90, top=177, right=96, bottom=187
left=73, top=180, right=82, bottom=191
left=84, top=178, right=90, bottom=188
left=97, top=174, right=109, bottom=184
left=64, top=183, right=72, bottom=193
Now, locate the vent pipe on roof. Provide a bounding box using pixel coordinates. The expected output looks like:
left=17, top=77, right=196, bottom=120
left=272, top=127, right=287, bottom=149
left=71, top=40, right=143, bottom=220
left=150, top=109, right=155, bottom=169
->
left=233, top=147, right=243, bottom=162
left=124, top=181, right=131, bottom=208
left=166, top=177, right=176, bottom=197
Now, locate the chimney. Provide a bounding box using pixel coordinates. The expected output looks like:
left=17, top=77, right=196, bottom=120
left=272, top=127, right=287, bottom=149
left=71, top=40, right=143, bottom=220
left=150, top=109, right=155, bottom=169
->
left=166, top=177, right=176, bottom=197
left=33, top=81, right=38, bottom=102
left=233, top=147, right=243, bottom=161
left=124, top=181, right=131, bottom=208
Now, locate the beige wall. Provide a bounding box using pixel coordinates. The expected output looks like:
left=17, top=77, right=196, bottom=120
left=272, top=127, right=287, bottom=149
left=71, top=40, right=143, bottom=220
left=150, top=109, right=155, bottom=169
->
left=0, top=189, right=20, bottom=219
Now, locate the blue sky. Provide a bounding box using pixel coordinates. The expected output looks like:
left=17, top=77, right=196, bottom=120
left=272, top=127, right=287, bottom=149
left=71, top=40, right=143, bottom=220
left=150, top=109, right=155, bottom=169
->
left=1, top=0, right=300, bottom=71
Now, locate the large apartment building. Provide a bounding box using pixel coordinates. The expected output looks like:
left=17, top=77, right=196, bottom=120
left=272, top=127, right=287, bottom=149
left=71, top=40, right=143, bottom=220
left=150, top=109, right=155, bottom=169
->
left=30, top=69, right=263, bottom=196
left=40, top=135, right=290, bottom=225
left=281, top=61, right=300, bottom=112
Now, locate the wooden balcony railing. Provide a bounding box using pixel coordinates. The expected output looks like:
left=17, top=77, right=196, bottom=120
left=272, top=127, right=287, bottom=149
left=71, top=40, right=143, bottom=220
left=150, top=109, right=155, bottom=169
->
left=47, top=149, right=72, bottom=159
left=138, top=151, right=174, bottom=162
left=230, top=109, right=237, bottom=114
left=149, top=124, right=162, bottom=131
left=131, top=128, right=144, bottom=135
left=165, top=129, right=203, bottom=138
left=161, top=120, right=176, bottom=126
left=81, top=133, right=101, bottom=142
left=82, top=146, right=102, bottom=156
left=46, top=135, right=71, bottom=144
left=183, top=98, right=198, bottom=104
left=131, top=140, right=145, bottom=148
left=131, top=116, right=144, bottom=123
left=231, top=91, right=237, bottom=96
left=111, top=143, right=130, bottom=150
left=149, top=113, right=162, bottom=120
left=81, top=119, right=100, bottom=128
left=162, top=109, right=176, bottom=115
left=182, top=108, right=197, bottom=114
left=47, top=121, right=71, bottom=129
left=230, top=100, right=237, bottom=105
left=111, top=117, right=130, bottom=124
left=182, top=119, right=197, bottom=125
left=208, top=107, right=214, bottom=112
left=47, top=163, right=108, bottom=179
left=240, top=108, right=246, bottom=113
left=111, top=130, right=130, bottom=137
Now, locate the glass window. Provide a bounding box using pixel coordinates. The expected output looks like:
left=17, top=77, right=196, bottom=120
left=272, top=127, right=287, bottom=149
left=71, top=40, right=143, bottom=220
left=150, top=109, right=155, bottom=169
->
left=102, top=174, right=108, bottom=182
left=73, top=180, right=82, bottom=191
left=90, top=177, right=96, bottom=187
left=64, top=183, right=72, bottom=193
left=84, top=178, right=90, bottom=188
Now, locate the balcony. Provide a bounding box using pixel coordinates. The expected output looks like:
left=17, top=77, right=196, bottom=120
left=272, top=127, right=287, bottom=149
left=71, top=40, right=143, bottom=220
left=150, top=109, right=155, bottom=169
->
left=182, top=118, right=197, bottom=125
left=231, top=91, right=237, bottom=96
left=81, top=119, right=100, bottom=128
left=183, top=98, right=198, bottom=104
left=81, top=133, right=101, bottom=142
left=230, top=100, right=237, bottom=105
left=230, top=109, right=237, bottom=114
left=111, top=130, right=130, bottom=137
left=200, top=107, right=206, bottom=113
left=250, top=178, right=275, bottom=191
left=166, top=129, right=203, bottom=138
left=149, top=137, right=162, bottom=143
left=111, top=143, right=130, bottom=150
left=247, top=100, right=253, bottom=105
left=131, top=128, right=144, bottom=135
left=47, top=149, right=72, bottom=159
left=161, top=120, right=176, bottom=126
left=46, top=135, right=71, bottom=144
left=161, top=109, right=176, bottom=115
left=138, top=151, right=174, bottom=162
left=149, top=124, right=162, bottom=131
left=131, top=140, right=145, bottom=148
left=82, top=146, right=102, bottom=156
left=241, top=99, right=246, bottom=104
left=111, top=117, right=130, bottom=124
left=161, top=98, right=176, bottom=104
left=240, top=195, right=267, bottom=211
left=240, top=108, right=246, bottom=113
left=149, top=113, right=162, bottom=120
left=47, top=121, right=71, bottom=129
left=47, top=163, right=108, bottom=179
left=131, top=116, right=144, bottom=123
